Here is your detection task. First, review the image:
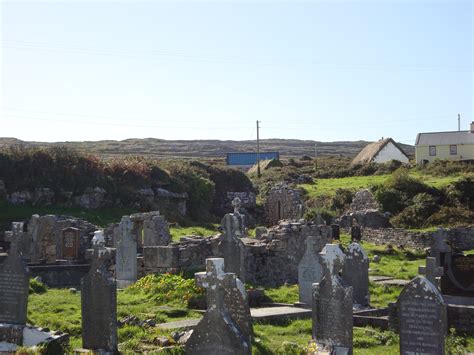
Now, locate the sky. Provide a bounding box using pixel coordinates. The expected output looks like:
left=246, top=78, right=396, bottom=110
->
left=0, top=0, right=473, bottom=145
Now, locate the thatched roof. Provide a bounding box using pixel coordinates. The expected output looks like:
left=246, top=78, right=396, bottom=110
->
left=248, top=159, right=283, bottom=174
left=351, top=138, right=409, bottom=165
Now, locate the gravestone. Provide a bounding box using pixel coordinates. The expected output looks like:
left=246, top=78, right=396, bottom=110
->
left=219, top=208, right=246, bottom=282
left=313, top=244, right=353, bottom=354
left=115, top=216, right=137, bottom=288
left=331, top=224, right=340, bottom=240
left=441, top=253, right=474, bottom=297
left=61, top=227, right=80, bottom=260
left=81, top=230, right=118, bottom=353
left=298, top=235, right=324, bottom=305
left=186, top=258, right=251, bottom=354
left=0, top=222, right=29, bottom=327
left=398, top=276, right=447, bottom=355
left=419, top=257, right=444, bottom=289
left=142, top=214, right=170, bottom=247
left=430, top=228, right=451, bottom=267
left=350, top=225, right=361, bottom=242
left=342, top=242, right=370, bottom=307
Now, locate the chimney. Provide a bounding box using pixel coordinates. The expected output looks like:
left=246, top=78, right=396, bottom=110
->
left=471, top=121, right=474, bottom=133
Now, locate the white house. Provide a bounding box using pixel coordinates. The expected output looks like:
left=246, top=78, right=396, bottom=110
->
left=351, top=138, right=410, bottom=165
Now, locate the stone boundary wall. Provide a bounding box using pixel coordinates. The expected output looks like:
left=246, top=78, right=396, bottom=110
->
left=143, top=220, right=333, bottom=287
left=360, top=227, right=474, bottom=251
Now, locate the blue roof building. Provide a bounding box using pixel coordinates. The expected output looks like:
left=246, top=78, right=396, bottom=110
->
left=226, top=152, right=280, bottom=166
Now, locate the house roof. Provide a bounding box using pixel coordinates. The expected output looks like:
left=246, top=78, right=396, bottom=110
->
left=415, top=130, right=474, bottom=146
left=351, top=138, right=409, bottom=165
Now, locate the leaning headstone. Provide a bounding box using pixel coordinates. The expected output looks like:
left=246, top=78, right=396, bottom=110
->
left=115, top=216, right=137, bottom=288
left=398, top=276, right=447, bottom=355
left=313, top=244, right=353, bottom=354
left=219, top=209, right=246, bottom=282
left=186, top=258, right=251, bottom=354
left=342, top=242, right=370, bottom=307
left=0, top=223, right=29, bottom=338
left=419, top=257, right=444, bottom=289
left=298, top=236, right=324, bottom=305
left=81, top=230, right=118, bottom=353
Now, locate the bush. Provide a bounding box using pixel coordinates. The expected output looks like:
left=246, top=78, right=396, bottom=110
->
left=444, top=174, right=474, bottom=210
left=304, top=207, right=335, bottom=225
left=391, top=193, right=440, bottom=228
left=424, top=206, right=474, bottom=227
left=29, top=278, right=47, bottom=294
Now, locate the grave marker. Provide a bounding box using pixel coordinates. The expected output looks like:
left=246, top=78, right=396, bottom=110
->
left=398, top=276, right=447, bottom=355
left=115, top=216, right=137, bottom=288
left=298, top=235, right=324, bottom=305
left=81, top=230, right=118, bottom=353
left=219, top=208, right=246, bottom=282
left=313, top=244, right=353, bottom=354
left=342, top=242, right=370, bottom=307
left=186, top=258, right=251, bottom=354
left=419, top=257, right=444, bottom=289
left=61, top=227, right=80, bottom=260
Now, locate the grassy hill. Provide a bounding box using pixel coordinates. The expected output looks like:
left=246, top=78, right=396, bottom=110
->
left=0, top=137, right=415, bottom=159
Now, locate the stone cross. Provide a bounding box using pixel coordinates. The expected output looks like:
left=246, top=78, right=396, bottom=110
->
left=419, top=257, right=444, bottom=287
left=232, top=197, right=242, bottom=214
left=320, top=244, right=345, bottom=278
left=196, top=258, right=233, bottom=312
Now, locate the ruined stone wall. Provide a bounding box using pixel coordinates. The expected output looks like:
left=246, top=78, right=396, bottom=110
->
left=360, top=227, right=474, bottom=251
left=264, top=185, right=303, bottom=227
left=142, top=220, right=333, bottom=287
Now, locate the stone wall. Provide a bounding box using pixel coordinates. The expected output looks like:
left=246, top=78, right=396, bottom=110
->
left=142, top=220, right=333, bottom=287
left=360, top=227, right=474, bottom=251
left=264, top=184, right=304, bottom=227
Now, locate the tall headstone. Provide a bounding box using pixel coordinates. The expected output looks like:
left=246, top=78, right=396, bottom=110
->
left=350, top=225, right=361, bottom=242
left=115, top=216, right=137, bottom=288
left=186, top=258, right=251, bottom=354
left=142, top=214, right=170, bottom=247
left=81, top=230, right=118, bottom=353
left=419, top=257, right=444, bottom=289
left=331, top=224, right=340, bottom=240
left=398, top=276, right=447, bottom=355
left=313, top=244, right=353, bottom=354
left=219, top=206, right=246, bottom=282
left=430, top=228, right=451, bottom=267
left=61, top=227, right=80, bottom=260
left=342, top=242, right=370, bottom=307
left=298, top=236, right=324, bottom=305
left=0, top=222, right=29, bottom=326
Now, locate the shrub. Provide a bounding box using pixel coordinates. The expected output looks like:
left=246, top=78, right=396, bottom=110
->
left=444, top=174, right=474, bottom=210
left=29, top=278, right=47, bottom=294
left=424, top=206, right=474, bottom=227
left=304, top=207, right=335, bottom=225
left=391, top=193, right=440, bottom=228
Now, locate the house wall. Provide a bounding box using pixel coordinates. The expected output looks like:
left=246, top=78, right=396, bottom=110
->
left=373, top=142, right=409, bottom=163
left=415, top=144, right=474, bottom=163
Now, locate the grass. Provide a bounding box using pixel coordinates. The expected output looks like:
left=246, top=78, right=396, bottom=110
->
left=299, top=171, right=463, bottom=199
left=169, top=223, right=218, bottom=242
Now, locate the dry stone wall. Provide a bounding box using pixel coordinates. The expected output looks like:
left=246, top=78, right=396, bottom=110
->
left=264, top=184, right=304, bottom=227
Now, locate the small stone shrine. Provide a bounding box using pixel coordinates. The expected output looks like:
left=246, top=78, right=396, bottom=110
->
left=81, top=230, right=118, bottom=353
left=342, top=241, right=370, bottom=307
left=115, top=216, right=137, bottom=289
left=186, top=258, right=251, bottom=354
left=218, top=198, right=246, bottom=282
left=298, top=235, right=324, bottom=306
left=312, top=244, right=353, bottom=354
left=398, top=275, right=447, bottom=355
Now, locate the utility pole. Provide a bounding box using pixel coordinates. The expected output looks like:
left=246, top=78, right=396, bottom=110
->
left=256, top=120, right=261, bottom=178
left=458, top=113, right=461, bottom=131
left=314, top=143, right=318, bottom=171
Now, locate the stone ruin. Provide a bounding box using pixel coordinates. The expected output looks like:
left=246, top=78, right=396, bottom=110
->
left=264, top=184, right=304, bottom=227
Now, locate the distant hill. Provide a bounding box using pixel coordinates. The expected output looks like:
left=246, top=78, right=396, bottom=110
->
left=0, top=137, right=415, bottom=160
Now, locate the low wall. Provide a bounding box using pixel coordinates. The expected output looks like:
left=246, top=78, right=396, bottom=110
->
left=29, top=263, right=91, bottom=288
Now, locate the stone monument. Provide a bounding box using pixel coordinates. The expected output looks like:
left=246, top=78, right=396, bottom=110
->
left=398, top=276, right=447, bottom=355
left=298, top=235, right=324, bottom=306
left=115, top=216, right=137, bottom=288
left=61, top=227, right=80, bottom=260
left=342, top=241, right=370, bottom=307
left=81, top=230, right=118, bottom=353
left=186, top=258, right=251, bottom=354
left=312, top=244, right=353, bottom=354
left=419, top=257, right=444, bottom=289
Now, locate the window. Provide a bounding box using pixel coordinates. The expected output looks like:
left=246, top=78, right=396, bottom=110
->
left=429, top=146, right=436, bottom=156
left=450, top=145, right=457, bottom=155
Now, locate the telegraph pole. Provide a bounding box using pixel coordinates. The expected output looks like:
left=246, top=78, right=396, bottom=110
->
left=256, top=120, right=261, bottom=178
left=458, top=113, right=461, bottom=131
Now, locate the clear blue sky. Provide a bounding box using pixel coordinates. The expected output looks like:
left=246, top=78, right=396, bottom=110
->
left=1, top=0, right=472, bottom=144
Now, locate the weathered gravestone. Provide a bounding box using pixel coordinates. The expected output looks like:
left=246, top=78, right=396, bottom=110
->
left=398, top=276, right=447, bottom=355
left=0, top=222, right=29, bottom=345
left=342, top=242, right=370, bottom=307
left=441, top=252, right=474, bottom=297
left=219, top=206, right=246, bottom=283
left=81, top=230, right=118, bottom=353
left=298, top=235, right=324, bottom=306
left=115, top=216, right=137, bottom=289
left=331, top=224, right=340, bottom=240
left=350, top=225, right=361, bottom=242
left=430, top=228, right=451, bottom=267
left=186, top=258, right=251, bottom=354
left=142, top=214, right=170, bottom=247
left=313, top=244, right=353, bottom=354
left=61, top=227, right=80, bottom=260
